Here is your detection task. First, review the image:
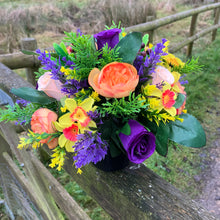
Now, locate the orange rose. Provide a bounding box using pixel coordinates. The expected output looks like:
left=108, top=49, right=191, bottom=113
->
left=88, top=62, right=139, bottom=98
left=37, top=72, right=65, bottom=101
left=31, top=108, right=58, bottom=149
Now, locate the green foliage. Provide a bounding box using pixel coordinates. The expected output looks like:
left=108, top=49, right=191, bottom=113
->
left=115, top=32, right=142, bottom=64
left=142, top=34, right=149, bottom=46
left=179, top=57, right=203, bottom=74
left=34, top=68, right=48, bottom=80
left=53, top=42, right=69, bottom=60
left=169, top=114, right=206, bottom=148
left=63, top=32, right=99, bottom=80
left=173, top=93, right=186, bottom=109
left=0, top=103, right=39, bottom=125
left=104, top=21, right=122, bottom=30
left=99, top=93, right=148, bottom=119
left=11, top=87, right=56, bottom=104
left=97, top=44, right=122, bottom=69
left=100, top=119, right=124, bottom=157
left=155, top=122, right=169, bottom=156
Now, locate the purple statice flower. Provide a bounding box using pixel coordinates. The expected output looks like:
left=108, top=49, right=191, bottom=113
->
left=73, top=131, right=108, bottom=169
left=36, top=49, right=63, bottom=81
left=16, top=99, right=30, bottom=107
left=179, top=74, right=189, bottom=85
left=133, top=55, right=144, bottom=76
left=135, top=39, right=168, bottom=84
left=87, top=111, right=103, bottom=126
left=61, top=78, right=89, bottom=96
left=87, top=110, right=101, bottom=120
left=94, top=28, right=122, bottom=50
left=77, top=28, right=83, bottom=36
left=15, top=120, right=26, bottom=126
left=61, top=79, right=81, bottom=96
left=62, top=57, right=75, bottom=68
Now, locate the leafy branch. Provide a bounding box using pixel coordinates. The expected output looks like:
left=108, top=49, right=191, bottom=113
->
left=98, top=93, right=148, bottom=119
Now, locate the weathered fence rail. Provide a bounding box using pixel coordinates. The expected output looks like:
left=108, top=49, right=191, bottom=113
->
left=0, top=62, right=217, bottom=219
left=125, top=2, right=220, bottom=56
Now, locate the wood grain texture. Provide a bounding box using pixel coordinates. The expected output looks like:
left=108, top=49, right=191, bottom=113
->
left=62, top=153, right=217, bottom=220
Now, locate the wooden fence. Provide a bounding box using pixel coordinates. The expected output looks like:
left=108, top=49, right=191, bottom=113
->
left=0, top=2, right=220, bottom=220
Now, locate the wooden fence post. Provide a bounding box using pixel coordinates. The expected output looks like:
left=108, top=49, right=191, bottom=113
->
left=20, top=38, right=38, bottom=86
left=187, top=13, right=198, bottom=58
left=212, top=6, right=220, bottom=41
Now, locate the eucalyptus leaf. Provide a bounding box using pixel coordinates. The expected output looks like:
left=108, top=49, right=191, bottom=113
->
left=21, top=50, right=38, bottom=56
left=109, top=141, right=122, bottom=158
left=115, top=32, right=142, bottom=63
left=119, top=122, right=131, bottom=136
left=155, top=123, right=169, bottom=156
left=169, top=114, right=206, bottom=148
left=174, top=93, right=186, bottom=109
left=11, top=87, right=56, bottom=104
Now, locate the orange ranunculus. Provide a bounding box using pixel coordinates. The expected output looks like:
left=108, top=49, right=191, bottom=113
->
left=31, top=108, right=58, bottom=149
left=88, top=62, right=139, bottom=98
left=37, top=72, right=65, bottom=101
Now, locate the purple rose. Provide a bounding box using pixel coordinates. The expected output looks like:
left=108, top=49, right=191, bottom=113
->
left=119, top=120, right=156, bottom=164
left=94, top=28, right=122, bottom=50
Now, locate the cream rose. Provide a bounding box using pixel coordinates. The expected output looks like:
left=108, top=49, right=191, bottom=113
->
left=37, top=72, right=65, bottom=101
left=151, top=66, right=174, bottom=85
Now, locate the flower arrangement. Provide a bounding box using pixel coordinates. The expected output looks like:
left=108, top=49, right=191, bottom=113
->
left=0, top=24, right=206, bottom=173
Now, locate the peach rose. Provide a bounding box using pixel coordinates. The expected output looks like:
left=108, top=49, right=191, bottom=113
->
left=31, top=108, right=58, bottom=149
left=88, top=62, right=139, bottom=98
left=37, top=72, right=65, bottom=101
left=151, top=66, right=174, bottom=85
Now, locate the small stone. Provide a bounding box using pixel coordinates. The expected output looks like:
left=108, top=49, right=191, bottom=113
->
left=215, top=196, right=220, bottom=200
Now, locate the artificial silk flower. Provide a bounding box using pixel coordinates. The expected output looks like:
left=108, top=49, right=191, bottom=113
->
left=163, top=53, right=185, bottom=68
left=119, top=120, right=156, bottom=164
left=37, top=72, right=65, bottom=101
left=94, top=28, right=122, bottom=50
left=151, top=66, right=175, bottom=85
left=54, top=97, right=97, bottom=152
left=88, top=62, right=139, bottom=98
left=143, top=84, right=177, bottom=116
left=31, top=108, right=58, bottom=149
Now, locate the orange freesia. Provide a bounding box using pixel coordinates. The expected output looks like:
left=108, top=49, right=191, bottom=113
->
left=88, top=62, right=139, bottom=98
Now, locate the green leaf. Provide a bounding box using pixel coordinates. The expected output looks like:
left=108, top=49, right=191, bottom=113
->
left=60, top=42, right=68, bottom=55
left=21, top=50, right=38, bottom=56
left=11, top=87, right=56, bottom=104
left=53, top=43, right=68, bottom=59
left=119, top=122, right=131, bottom=136
left=109, top=141, right=122, bottom=158
left=173, top=93, right=186, bottom=109
left=169, top=114, right=206, bottom=148
left=115, top=32, right=142, bottom=63
left=142, top=34, right=149, bottom=45
left=155, top=123, right=169, bottom=156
